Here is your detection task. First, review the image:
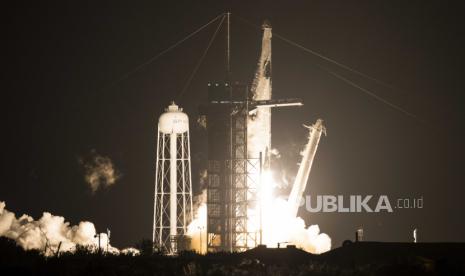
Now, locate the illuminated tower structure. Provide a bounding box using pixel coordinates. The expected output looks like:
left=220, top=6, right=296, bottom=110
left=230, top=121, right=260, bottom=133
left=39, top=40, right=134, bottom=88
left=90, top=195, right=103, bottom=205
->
left=200, top=81, right=261, bottom=252
left=153, top=102, right=193, bottom=255
left=200, top=19, right=302, bottom=252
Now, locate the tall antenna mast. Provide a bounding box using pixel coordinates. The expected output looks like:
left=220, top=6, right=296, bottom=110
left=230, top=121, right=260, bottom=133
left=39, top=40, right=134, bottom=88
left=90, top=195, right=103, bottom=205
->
left=226, top=12, right=231, bottom=79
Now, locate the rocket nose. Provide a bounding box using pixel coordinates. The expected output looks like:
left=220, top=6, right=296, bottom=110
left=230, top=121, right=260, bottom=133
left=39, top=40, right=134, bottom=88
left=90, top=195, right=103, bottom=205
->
left=262, top=20, right=272, bottom=29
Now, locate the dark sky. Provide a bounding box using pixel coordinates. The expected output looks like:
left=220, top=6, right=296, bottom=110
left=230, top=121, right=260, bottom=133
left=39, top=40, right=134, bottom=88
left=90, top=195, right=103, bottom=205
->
left=2, top=1, right=465, bottom=248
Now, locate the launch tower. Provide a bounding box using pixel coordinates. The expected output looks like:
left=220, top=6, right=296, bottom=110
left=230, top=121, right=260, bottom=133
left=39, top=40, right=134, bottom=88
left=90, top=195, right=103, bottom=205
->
left=200, top=19, right=302, bottom=252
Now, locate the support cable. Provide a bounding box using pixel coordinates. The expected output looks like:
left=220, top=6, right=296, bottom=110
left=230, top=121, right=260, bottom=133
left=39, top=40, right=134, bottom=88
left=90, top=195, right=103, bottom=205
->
left=176, top=14, right=226, bottom=100
left=323, top=68, right=419, bottom=119
left=237, top=16, right=420, bottom=121
left=104, top=13, right=225, bottom=90
left=237, top=16, right=397, bottom=91
left=273, top=33, right=399, bottom=92
left=279, top=35, right=420, bottom=121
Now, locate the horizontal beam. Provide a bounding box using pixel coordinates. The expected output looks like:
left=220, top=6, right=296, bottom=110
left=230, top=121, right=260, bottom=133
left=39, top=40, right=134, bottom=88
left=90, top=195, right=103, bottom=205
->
left=254, top=102, right=303, bottom=108
left=249, top=98, right=303, bottom=114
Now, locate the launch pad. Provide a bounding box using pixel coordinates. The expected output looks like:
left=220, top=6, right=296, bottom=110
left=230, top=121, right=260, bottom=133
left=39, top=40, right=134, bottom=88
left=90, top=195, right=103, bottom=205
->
left=153, top=14, right=324, bottom=254
left=200, top=81, right=302, bottom=252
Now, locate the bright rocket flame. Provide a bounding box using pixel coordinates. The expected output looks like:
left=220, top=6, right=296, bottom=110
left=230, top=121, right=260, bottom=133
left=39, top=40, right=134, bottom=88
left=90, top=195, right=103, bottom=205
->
left=187, top=170, right=331, bottom=254
left=258, top=170, right=331, bottom=253
left=186, top=201, right=207, bottom=254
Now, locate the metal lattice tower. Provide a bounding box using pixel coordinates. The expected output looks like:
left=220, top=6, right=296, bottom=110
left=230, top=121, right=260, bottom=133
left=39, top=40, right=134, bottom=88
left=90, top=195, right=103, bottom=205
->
left=153, top=102, right=193, bottom=255
left=199, top=18, right=301, bottom=252
left=200, top=82, right=261, bottom=252
left=228, top=103, right=260, bottom=250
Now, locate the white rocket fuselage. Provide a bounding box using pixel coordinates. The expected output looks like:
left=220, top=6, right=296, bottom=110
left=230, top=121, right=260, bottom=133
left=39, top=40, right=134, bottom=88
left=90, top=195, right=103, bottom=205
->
left=288, top=119, right=326, bottom=218
left=248, top=24, right=272, bottom=160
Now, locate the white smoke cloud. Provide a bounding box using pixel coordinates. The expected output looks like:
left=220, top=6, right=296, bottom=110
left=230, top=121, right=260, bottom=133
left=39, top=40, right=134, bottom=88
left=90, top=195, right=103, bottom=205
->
left=260, top=197, right=331, bottom=254
left=79, top=151, right=120, bottom=193
left=280, top=170, right=290, bottom=189
left=255, top=169, right=331, bottom=254
left=185, top=188, right=331, bottom=254
left=197, top=115, right=207, bottom=129
left=121, top=247, right=139, bottom=256
left=0, top=201, right=137, bottom=256
left=270, top=148, right=281, bottom=159
left=198, top=169, right=208, bottom=188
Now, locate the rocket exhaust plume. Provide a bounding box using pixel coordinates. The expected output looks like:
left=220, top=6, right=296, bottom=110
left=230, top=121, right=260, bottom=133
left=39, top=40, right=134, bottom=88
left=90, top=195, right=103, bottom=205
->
left=0, top=201, right=137, bottom=256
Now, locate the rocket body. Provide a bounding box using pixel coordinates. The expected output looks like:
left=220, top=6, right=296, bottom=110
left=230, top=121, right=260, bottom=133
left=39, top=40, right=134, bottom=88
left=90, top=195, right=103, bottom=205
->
left=248, top=24, right=272, bottom=161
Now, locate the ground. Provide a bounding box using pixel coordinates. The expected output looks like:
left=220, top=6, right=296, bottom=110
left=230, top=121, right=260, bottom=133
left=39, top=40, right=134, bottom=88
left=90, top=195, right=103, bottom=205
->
left=1, top=237, right=464, bottom=275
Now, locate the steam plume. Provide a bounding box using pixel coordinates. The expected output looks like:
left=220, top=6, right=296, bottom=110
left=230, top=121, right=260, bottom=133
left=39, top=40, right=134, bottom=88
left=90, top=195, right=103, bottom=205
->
left=79, top=150, right=120, bottom=193
left=0, top=201, right=136, bottom=255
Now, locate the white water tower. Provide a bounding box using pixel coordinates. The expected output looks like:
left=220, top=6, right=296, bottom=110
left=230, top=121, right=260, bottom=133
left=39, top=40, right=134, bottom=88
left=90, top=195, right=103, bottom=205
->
left=153, top=102, right=193, bottom=254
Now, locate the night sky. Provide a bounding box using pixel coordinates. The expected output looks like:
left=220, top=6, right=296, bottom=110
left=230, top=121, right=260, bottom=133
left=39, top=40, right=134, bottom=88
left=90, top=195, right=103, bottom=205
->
left=2, top=1, right=465, bottom=248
